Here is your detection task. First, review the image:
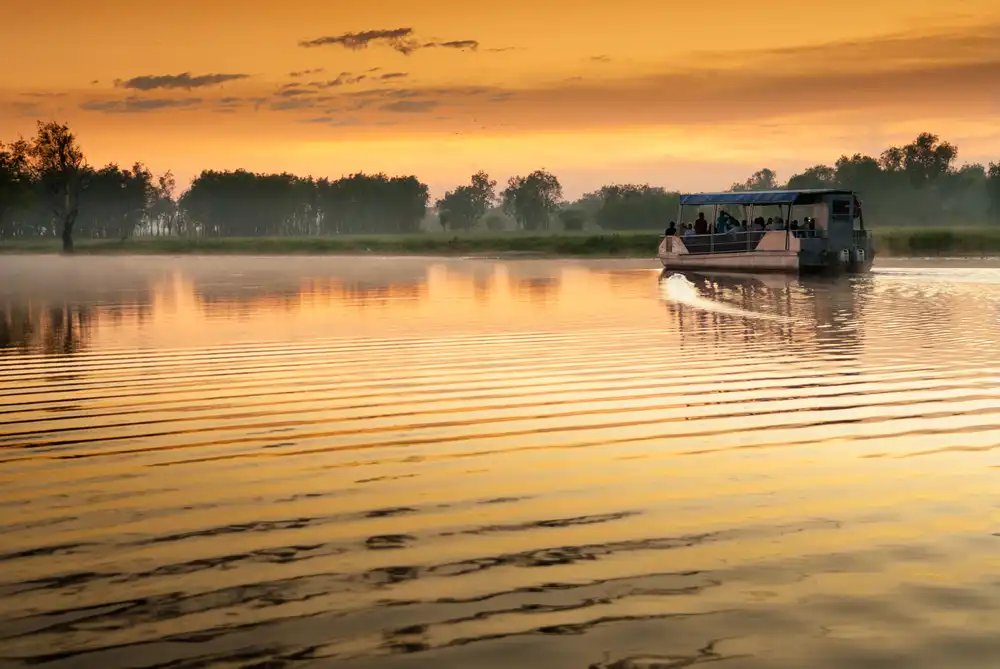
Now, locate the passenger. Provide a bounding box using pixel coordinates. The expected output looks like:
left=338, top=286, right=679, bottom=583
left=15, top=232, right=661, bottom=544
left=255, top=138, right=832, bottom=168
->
left=665, top=221, right=677, bottom=236
left=694, top=212, right=708, bottom=235
left=790, top=219, right=799, bottom=230
left=766, top=217, right=774, bottom=230
left=683, top=223, right=696, bottom=238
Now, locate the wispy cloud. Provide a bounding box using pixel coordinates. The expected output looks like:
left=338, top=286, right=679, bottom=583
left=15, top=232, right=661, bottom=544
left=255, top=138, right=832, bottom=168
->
left=300, top=28, right=417, bottom=53
left=378, top=72, right=409, bottom=80
left=299, top=28, right=481, bottom=55
left=590, top=55, right=612, bottom=63
left=422, top=39, right=478, bottom=51
left=80, top=96, right=203, bottom=113
left=114, top=72, right=250, bottom=91
left=276, top=87, right=313, bottom=98
left=381, top=100, right=439, bottom=113
left=289, top=68, right=325, bottom=78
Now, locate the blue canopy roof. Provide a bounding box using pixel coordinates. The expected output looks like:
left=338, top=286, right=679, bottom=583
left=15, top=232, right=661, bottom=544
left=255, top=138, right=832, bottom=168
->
left=680, top=189, right=854, bottom=206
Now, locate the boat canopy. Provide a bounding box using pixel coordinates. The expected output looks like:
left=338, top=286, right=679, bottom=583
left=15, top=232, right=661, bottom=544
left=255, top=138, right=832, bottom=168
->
left=679, top=189, right=856, bottom=207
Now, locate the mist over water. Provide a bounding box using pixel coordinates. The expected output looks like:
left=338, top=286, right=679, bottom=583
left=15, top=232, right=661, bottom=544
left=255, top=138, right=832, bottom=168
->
left=2, top=255, right=1000, bottom=669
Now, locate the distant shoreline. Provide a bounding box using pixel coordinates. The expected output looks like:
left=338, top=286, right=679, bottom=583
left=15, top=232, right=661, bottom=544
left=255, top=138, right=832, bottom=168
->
left=1, top=228, right=999, bottom=258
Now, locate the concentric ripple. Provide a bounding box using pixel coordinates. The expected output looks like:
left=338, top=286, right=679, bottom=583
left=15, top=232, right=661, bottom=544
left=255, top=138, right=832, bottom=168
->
left=1, top=255, right=1000, bottom=669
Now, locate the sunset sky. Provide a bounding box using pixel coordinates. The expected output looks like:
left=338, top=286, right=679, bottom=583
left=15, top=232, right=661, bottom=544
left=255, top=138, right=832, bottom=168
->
left=3, top=0, right=1000, bottom=198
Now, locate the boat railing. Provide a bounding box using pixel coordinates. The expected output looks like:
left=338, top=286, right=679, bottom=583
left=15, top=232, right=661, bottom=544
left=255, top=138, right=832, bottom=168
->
left=673, top=231, right=766, bottom=254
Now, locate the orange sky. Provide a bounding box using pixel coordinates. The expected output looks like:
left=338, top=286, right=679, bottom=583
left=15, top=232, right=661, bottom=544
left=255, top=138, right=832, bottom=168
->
left=2, top=0, right=1000, bottom=197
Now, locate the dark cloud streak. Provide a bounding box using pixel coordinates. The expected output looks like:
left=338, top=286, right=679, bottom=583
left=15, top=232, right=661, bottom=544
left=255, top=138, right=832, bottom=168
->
left=299, top=28, right=417, bottom=53
left=289, top=68, right=325, bottom=77
left=381, top=100, right=439, bottom=113
left=299, top=28, right=480, bottom=55
left=80, top=96, right=202, bottom=113
left=115, top=72, right=249, bottom=91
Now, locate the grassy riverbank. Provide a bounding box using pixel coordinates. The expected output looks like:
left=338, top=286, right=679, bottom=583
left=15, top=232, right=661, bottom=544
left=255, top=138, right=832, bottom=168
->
left=2, top=227, right=999, bottom=257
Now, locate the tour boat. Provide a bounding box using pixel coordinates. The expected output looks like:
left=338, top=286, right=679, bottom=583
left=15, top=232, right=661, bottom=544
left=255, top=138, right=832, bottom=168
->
left=658, top=189, right=875, bottom=274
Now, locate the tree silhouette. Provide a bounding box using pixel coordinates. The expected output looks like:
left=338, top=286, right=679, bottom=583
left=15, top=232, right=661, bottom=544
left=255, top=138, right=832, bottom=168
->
left=558, top=208, right=586, bottom=231
left=987, top=163, right=1000, bottom=224
left=785, top=165, right=836, bottom=190
left=0, top=140, right=31, bottom=240
left=3, top=122, right=1000, bottom=237
left=595, top=184, right=679, bottom=230
left=730, top=168, right=778, bottom=192
left=436, top=170, right=496, bottom=231
left=502, top=170, right=562, bottom=230
left=902, top=133, right=957, bottom=187
left=27, top=122, right=87, bottom=252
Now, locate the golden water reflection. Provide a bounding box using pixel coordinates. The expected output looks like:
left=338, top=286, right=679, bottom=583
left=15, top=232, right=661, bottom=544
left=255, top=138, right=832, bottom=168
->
left=2, top=256, right=1000, bottom=669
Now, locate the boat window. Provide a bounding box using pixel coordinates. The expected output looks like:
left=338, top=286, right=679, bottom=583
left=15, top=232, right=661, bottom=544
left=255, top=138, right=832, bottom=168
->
left=831, top=199, right=852, bottom=218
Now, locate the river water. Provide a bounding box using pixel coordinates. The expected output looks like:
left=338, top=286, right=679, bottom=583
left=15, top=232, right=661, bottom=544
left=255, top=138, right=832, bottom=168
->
left=2, top=255, right=1000, bottom=669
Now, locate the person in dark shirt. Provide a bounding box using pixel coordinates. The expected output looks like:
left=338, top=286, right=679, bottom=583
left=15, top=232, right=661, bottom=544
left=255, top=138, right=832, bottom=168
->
left=694, top=213, right=708, bottom=235
left=665, top=221, right=677, bottom=236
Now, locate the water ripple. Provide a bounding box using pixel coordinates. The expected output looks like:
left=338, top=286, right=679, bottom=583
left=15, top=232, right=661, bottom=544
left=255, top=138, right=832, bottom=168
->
left=2, top=258, right=1000, bottom=669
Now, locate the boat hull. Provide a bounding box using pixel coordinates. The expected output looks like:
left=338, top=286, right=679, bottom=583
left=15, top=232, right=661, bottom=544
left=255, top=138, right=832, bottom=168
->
left=659, top=250, right=800, bottom=273
left=658, top=233, right=875, bottom=275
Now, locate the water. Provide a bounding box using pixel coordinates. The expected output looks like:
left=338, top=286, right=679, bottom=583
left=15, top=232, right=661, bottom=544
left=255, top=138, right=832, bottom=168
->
left=2, top=254, right=1000, bottom=669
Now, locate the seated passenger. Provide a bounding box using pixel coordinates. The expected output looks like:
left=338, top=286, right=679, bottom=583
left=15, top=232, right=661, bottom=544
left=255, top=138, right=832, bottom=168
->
left=790, top=219, right=799, bottom=230
left=694, top=213, right=708, bottom=235
left=665, top=221, right=677, bottom=236
left=683, top=223, right=696, bottom=238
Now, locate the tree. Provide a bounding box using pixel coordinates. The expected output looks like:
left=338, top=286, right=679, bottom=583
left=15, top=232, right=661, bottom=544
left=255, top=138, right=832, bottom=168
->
left=987, top=162, right=1000, bottom=224
left=501, top=170, right=562, bottom=230
left=150, top=171, right=179, bottom=236
left=0, top=140, right=31, bottom=240
left=901, top=132, right=957, bottom=188
left=558, top=208, right=586, bottom=231
left=436, top=170, right=497, bottom=231
left=730, top=168, right=778, bottom=192
left=26, top=122, right=87, bottom=252
left=785, top=165, right=836, bottom=190
left=76, top=163, right=155, bottom=240
left=594, top=184, right=679, bottom=230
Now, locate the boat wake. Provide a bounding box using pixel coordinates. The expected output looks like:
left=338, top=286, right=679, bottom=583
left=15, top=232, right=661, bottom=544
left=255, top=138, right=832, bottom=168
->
left=659, top=273, right=796, bottom=323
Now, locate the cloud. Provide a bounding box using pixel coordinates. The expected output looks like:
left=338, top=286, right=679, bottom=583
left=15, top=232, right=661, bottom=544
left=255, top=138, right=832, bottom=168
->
left=423, top=39, right=479, bottom=51
left=320, top=72, right=367, bottom=87
left=6, top=100, right=42, bottom=117
left=80, top=96, right=202, bottom=113
left=114, top=72, right=250, bottom=91
left=590, top=55, right=612, bottom=63
left=299, top=28, right=481, bottom=55
left=299, top=28, right=417, bottom=53
left=276, top=87, right=312, bottom=97
left=365, top=21, right=1000, bottom=132
left=289, top=68, right=325, bottom=78
left=381, top=100, right=439, bottom=113
left=378, top=72, right=408, bottom=80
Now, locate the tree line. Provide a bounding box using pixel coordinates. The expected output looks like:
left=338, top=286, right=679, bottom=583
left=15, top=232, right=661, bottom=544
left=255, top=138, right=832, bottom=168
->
left=3, top=121, right=1000, bottom=251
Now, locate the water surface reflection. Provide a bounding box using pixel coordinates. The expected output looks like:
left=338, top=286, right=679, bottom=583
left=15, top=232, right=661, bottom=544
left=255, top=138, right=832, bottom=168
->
left=2, top=255, right=1000, bottom=669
